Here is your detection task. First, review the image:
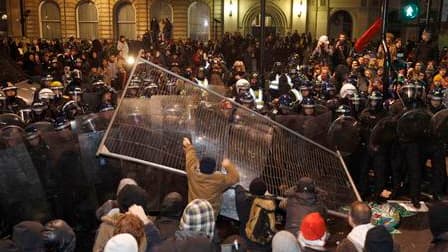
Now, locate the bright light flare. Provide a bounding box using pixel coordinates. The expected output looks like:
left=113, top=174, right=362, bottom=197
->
left=126, top=56, right=135, bottom=65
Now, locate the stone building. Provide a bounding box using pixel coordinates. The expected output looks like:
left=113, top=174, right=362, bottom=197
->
left=1, top=0, right=445, bottom=41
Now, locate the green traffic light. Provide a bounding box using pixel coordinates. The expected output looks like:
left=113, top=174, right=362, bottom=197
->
left=401, top=2, right=420, bottom=20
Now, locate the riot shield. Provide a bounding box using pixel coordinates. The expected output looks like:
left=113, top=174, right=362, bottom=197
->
left=25, top=121, right=54, bottom=133
left=369, top=116, right=398, bottom=150
left=40, top=127, right=98, bottom=227
left=430, top=109, right=448, bottom=144
left=0, top=113, right=25, bottom=129
left=0, top=126, right=49, bottom=233
left=397, top=109, right=432, bottom=142
left=82, top=92, right=101, bottom=113
left=327, top=116, right=361, bottom=156
left=74, top=111, right=123, bottom=206
left=443, top=89, right=448, bottom=108
left=228, top=108, right=274, bottom=187
left=275, top=110, right=332, bottom=147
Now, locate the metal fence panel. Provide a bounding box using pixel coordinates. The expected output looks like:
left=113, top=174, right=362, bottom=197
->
left=97, top=57, right=360, bottom=214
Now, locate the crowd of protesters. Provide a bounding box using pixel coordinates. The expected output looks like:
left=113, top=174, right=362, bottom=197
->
left=0, top=22, right=447, bottom=252
left=1, top=145, right=447, bottom=252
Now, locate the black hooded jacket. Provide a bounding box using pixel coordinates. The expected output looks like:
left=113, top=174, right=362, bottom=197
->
left=283, top=187, right=327, bottom=235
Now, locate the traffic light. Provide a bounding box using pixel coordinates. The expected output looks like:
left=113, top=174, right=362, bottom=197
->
left=400, top=1, right=420, bottom=21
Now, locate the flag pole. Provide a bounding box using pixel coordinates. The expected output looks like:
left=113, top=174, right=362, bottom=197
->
left=380, top=0, right=391, bottom=98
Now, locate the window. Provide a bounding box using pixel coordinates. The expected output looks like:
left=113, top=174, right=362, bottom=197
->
left=188, top=1, right=210, bottom=41
left=150, top=0, right=173, bottom=22
left=116, top=2, right=136, bottom=39
left=77, top=1, right=98, bottom=39
left=40, top=1, right=61, bottom=39
left=251, top=14, right=274, bottom=27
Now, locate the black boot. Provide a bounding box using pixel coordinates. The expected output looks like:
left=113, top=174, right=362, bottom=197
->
left=432, top=193, right=441, bottom=202
left=411, top=197, right=421, bottom=208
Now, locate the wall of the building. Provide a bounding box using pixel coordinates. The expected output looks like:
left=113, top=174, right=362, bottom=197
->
left=306, top=0, right=381, bottom=40
left=10, top=0, right=223, bottom=40
left=223, top=0, right=308, bottom=35
left=5, top=0, right=439, bottom=42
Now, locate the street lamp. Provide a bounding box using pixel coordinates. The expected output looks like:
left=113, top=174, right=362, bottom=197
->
left=229, top=0, right=233, bottom=17
left=297, top=0, right=303, bottom=18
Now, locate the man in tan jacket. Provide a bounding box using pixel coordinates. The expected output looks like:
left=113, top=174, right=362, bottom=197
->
left=183, top=137, right=240, bottom=219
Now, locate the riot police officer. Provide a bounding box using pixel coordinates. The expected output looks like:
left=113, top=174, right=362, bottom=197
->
left=300, top=97, right=316, bottom=116
left=49, top=81, right=67, bottom=108
left=359, top=91, right=391, bottom=201
left=395, top=82, right=433, bottom=207
left=334, top=104, right=351, bottom=118
left=126, top=77, right=142, bottom=98
left=427, top=88, right=446, bottom=113
left=321, top=83, right=340, bottom=112
left=277, top=94, right=294, bottom=115
left=235, top=91, right=255, bottom=110
left=0, top=90, right=7, bottom=114
left=2, top=82, right=27, bottom=114
left=348, top=92, right=367, bottom=119
left=97, top=87, right=116, bottom=113
left=30, top=101, right=53, bottom=123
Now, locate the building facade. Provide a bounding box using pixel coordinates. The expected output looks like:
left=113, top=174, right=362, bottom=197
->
left=1, top=0, right=444, bottom=41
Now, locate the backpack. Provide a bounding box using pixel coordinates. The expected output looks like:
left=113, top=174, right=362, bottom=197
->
left=245, top=197, right=277, bottom=245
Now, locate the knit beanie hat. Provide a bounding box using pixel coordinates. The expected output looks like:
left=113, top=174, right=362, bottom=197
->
left=180, top=199, right=215, bottom=238
left=272, top=231, right=300, bottom=252
left=364, top=225, right=394, bottom=252
left=428, top=202, right=448, bottom=238
left=116, top=178, right=138, bottom=196
left=249, top=178, right=267, bottom=196
left=300, top=212, right=326, bottom=241
left=12, top=221, right=45, bottom=252
left=117, top=184, right=148, bottom=213
left=199, top=157, right=216, bottom=174
left=160, top=192, right=184, bottom=218
left=297, top=177, right=316, bottom=193
left=104, top=233, right=138, bottom=252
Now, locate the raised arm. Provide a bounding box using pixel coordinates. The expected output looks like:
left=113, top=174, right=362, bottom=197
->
left=221, top=158, right=240, bottom=187
left=183, top=137, right=199, bottom=174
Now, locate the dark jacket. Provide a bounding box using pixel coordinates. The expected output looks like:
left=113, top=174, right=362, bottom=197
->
left=428, top=232, right=448, bottom=252
left=151, top=230, right=217, bottom=252
left=154, top=217, right=180, bottom=241
left=235, top=185, right=271, bottom=252
left=336, top=237, right=401, bottom=252
left=155, top=191, right=184, bottom=241
left=284, top=187, right=327, bottom=235
left=416, top=40, right=439, bottom=63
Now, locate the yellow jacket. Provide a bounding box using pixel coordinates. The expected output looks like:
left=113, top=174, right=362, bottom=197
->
left=184, top=145, right=240, bottom=218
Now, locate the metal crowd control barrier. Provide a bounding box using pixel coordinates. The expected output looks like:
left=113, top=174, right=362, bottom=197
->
left=97, top=53, right=361, bottom=217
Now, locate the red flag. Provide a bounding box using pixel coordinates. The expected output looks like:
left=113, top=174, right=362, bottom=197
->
left=354, top=18, right=383, bottom=52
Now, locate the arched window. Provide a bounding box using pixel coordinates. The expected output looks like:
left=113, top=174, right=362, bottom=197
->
left=150, top=0, right=173, bottom=22
left=188, top=1, right=210, bottom=41
left=40, top=1, right=61, bottom=39
left=115, top=2, right=136, bottom=40
left=77, top=1, right=98, bottom=39
left=328, top=11, right=353, bottom=39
